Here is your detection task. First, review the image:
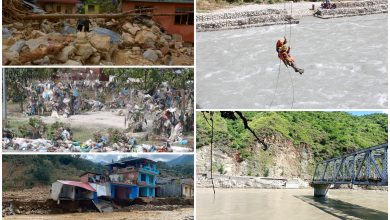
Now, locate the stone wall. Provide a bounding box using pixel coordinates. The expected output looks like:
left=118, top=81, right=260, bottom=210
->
left=196, top=9, right=298, bottom=32
left=315, top=0, right=388, bottom=18
left=197, top=174, right=310, bottom=189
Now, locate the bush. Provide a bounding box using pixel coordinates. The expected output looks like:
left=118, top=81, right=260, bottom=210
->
left=18, top=118, right=46, bottom=139
left=33, top=166, right=51, bottom=184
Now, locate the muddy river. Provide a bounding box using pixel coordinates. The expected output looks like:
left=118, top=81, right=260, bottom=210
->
left=196, top=14, right=388, bottom=109
left=197, top=188, right=387, bottom=220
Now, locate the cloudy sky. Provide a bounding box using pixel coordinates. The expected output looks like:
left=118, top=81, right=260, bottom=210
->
left=82, top=154, right=190, bottom=164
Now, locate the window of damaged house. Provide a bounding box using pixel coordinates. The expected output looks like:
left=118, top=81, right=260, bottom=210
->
left=141, top=173, right=146, bottom=182
left=174, top=8, right=194, bottom=25
left=88, top=5, right=95, bottom=13
left=135, top=5, right=153, bottom=15
left=57, top=5, right=61, bottom=13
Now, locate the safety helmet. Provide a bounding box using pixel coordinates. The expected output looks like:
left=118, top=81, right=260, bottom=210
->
left=281, top=45, right=287, bottom=51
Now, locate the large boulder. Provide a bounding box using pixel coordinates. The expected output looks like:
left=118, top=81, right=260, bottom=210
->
left=143, top=49, right=158, bottom=63
left=122, top=23, right=141, bottom=35
left=122, top=33, right=135, bottom=47
left=87, top=53, right=101, bottom=65
left=56, top=45, right=76, bottom=63
left=151, top=25, right=161, bottom=35
left=3, top=51, right=19, bottom=65
left=9, top=40, right=26, bottom=53
left=89, top=34, right=112, bottom=52
left=113, top=50, right=132, bottom=65
left=25, top=37, right=49, bottom=51
left=135, top=30, right=157, bottom=48
left=75, top=43, right=95, bottom=60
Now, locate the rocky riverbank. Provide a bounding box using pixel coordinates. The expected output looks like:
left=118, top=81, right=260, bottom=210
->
left=197, top=8, right=298, bottom=32
left=314, top=0, right=387, bottom=18
left=197, top=174, right=310, bottom=188
left=197, top=0, right=388, bottom=31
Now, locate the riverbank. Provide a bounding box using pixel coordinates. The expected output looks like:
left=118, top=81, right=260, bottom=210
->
left=197, top=174, right=310, bottom=188
left=196, top=0, right=388, bottom=31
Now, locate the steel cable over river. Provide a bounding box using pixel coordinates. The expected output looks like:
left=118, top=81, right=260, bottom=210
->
left=196, top=14, right=387, bottom=109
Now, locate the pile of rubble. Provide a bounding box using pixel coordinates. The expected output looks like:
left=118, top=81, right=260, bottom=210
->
left=3, top=17, right=193, bottom=65
left=314, top=0, right=388, bottom=18
left=196, top=9, right=298, bottom=32
left=3, top=134, right=193, bottom=152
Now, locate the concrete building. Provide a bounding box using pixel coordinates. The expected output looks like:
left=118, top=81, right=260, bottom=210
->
left=51, top=157, right=159, bottom=204
left=156, top=177, right=193, bottom=198
left=37, top=0, right=79, bottom=14
left=181, top=178, right=193, bottom=198
left=106, top=158, right=159, bottom=199
left=156, top=178, right=181, bottom=197
left=84, top=3, right=100, bottom=14
left=121, top=0, right=194, bottom=43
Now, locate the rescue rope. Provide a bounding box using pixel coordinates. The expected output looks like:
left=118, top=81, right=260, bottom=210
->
left=288, top=1, right=295, bottom=109
left=269, top=60, right=281, bottom=108
left=287, top=67, right=295, bottom=109
left=202, top=111, right=216, bottom=198
left=210, top=113, right=215, bottom=198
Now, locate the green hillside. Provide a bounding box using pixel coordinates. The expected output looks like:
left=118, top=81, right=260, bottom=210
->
left=2, top=155, right=194, bottom=191
left=2, top=155, right=105, bottom=191
left=197, top=112, right=388, bottom=162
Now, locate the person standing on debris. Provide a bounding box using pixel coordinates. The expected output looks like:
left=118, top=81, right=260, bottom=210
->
left=77, top=18, right=85, bottom=32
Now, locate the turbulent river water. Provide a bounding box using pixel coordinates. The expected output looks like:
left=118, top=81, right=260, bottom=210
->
left=196, top=14, right=388, bottom=109
left=197, top=188, right=388, bottom=220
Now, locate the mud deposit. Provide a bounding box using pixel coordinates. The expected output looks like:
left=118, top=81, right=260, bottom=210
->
left=4, top=208, right=194, bottom=220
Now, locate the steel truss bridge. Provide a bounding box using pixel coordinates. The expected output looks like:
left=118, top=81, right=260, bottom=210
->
left=312, top=143, right=388, bottom=186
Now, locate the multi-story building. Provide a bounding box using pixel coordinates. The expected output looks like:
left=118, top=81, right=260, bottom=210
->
left=121, top=0, right=194, bottom=43
left=51, top=157, right=159, bottom=203
left=106, top=158, right=159, bottom=199
left=36, top=0, right=79, bottom=14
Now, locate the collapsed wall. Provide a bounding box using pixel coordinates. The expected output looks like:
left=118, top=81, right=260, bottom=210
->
left=314, top=0, right=388, bottom=18
left=196, top=9, right=298, bottom=32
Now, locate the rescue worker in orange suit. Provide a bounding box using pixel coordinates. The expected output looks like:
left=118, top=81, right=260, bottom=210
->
left=276, top=37, right=304, bottom=74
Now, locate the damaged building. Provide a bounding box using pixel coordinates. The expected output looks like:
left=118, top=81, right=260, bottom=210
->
left=51, top=157, right=159, bottom=206
left=107, top=158, right=159, bottom=199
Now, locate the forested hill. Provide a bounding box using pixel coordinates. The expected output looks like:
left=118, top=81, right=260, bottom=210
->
left=2, top=155, right=105, bottom=191
left=196, top=112, right=387, bottom=177
left=2, top=155, right=194, bottom=191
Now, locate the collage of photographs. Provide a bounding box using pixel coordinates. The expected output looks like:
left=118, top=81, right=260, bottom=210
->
left=0, top=0, right=388, bottom=219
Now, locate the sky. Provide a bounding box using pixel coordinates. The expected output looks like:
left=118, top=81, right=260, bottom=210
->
left=346, top=111, right=387, bottom=116
left=82, top=154, right=189, bottom=164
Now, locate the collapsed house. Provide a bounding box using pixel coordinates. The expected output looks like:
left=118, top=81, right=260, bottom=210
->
left=50, top=157, right=159, bottom=210
left=51, top=180, right=98, bottom=204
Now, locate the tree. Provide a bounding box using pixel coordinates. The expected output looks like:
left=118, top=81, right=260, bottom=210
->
left=4, top=68, right=55, bottom=113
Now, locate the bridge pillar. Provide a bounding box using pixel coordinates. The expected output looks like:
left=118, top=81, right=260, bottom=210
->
left=313, top=184, right=330, bottom=197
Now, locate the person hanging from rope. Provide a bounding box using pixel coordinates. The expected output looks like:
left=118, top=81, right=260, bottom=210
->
left=276, top=37, right=304, bottom=75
